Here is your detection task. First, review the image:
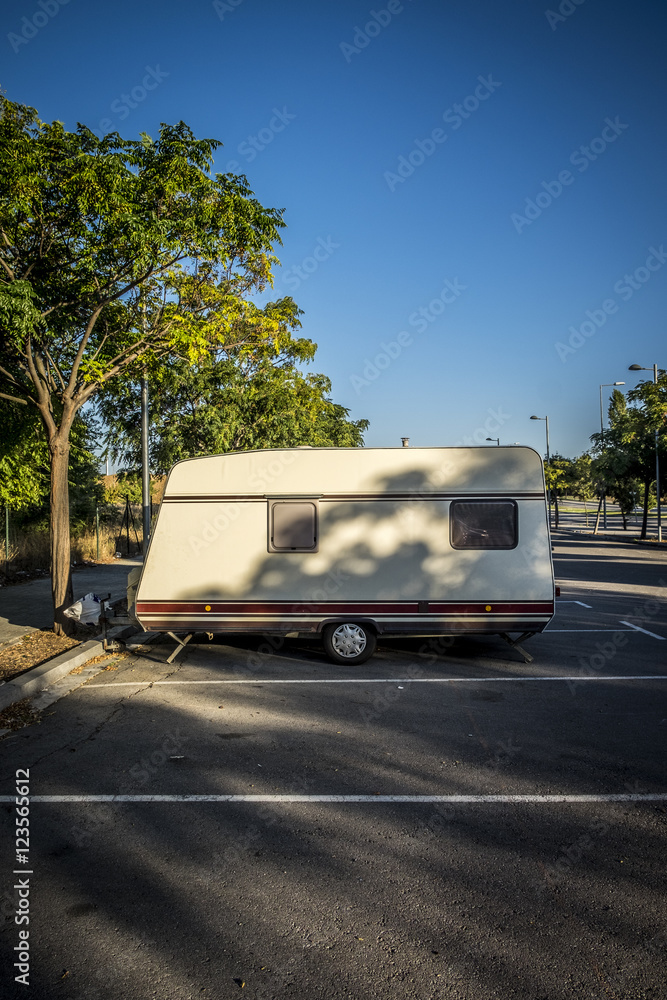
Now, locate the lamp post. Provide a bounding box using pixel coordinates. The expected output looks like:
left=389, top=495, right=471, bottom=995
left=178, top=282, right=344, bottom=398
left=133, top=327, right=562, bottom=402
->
left=530, top=415, right=551, bottom=528
left=599, top=381, right=625, bottom=528
left=629, top=363, right=662, bottom=542
left=486, top=437, right=500, bottom=445
left=140, top=301, right=151, bottom=553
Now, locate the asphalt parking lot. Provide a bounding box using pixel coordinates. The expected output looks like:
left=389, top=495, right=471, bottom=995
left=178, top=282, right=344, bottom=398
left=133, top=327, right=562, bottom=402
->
left=1, top=533, right=666, bottom=999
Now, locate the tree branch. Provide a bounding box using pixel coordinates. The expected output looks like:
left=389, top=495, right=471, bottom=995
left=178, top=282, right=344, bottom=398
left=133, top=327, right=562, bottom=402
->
left=0, top=391, right=28, bottom=405
left=0, top=255, right=15, bottom=280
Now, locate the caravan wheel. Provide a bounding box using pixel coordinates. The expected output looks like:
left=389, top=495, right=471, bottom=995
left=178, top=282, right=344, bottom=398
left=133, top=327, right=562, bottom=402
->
left=322, top=622, right=377, bottom=665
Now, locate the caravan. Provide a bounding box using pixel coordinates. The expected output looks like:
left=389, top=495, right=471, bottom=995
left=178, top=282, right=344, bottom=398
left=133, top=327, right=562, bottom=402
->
left=135, top=446, right=555, bottom=664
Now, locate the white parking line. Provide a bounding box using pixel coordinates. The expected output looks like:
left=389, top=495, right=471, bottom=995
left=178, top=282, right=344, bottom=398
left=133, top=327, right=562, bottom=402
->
left=557, top=600, right=593, bottom=608
left=84, top=675, right=667, bottom=687
left=2, top=793, right=665, bottom=804
left=619, top=621, right=665, bottom=640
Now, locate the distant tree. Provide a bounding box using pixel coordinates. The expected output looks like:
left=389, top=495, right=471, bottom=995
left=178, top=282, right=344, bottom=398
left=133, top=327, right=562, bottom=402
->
left=0, top=95, right=296, bottom=631
left=590, top=384, right=666, bottom=537
left=568, top=453, right=597, bottom=502
left=544, top=456, right=570, bottom=527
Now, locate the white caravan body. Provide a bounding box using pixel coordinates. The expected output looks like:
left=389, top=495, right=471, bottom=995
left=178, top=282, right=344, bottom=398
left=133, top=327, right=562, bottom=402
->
left=135, top=447, right=555, bottom=645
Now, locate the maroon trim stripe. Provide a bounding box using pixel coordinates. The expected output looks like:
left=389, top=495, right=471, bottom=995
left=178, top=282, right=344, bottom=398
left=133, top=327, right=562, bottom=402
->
left=137, top=600, right=555, bottom=615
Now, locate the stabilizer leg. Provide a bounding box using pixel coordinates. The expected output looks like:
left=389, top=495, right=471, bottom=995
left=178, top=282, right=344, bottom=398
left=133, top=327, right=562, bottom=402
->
left=499, top=632, right=536, bottom=663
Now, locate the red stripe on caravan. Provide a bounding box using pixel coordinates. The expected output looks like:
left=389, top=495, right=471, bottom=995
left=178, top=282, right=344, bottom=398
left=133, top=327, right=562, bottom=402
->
left=136, top=601, right=555, bottom=616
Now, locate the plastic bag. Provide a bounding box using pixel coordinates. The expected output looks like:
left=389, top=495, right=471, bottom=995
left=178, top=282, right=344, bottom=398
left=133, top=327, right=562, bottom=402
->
left=63, top=592, right=103, bottom=625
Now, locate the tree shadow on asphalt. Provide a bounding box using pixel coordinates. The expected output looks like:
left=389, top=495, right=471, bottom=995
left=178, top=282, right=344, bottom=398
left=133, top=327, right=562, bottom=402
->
left=1, top=635, right=666, bottom=999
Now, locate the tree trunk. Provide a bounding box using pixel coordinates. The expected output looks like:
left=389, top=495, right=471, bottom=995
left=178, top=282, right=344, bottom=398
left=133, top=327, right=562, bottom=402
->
left=640, top=478, right=650, bottom=540
left=50, top=435, right=74, bottom=635
left=554, top=493, right=559, bottom=528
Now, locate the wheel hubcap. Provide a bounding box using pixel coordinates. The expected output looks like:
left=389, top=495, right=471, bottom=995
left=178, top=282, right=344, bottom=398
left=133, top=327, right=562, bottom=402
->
left=331, top=624, right=367, bottom=658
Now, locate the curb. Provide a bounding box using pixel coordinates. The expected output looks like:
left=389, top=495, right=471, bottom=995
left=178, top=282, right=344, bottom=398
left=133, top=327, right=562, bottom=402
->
left=0, top=625, right=140, bottom=712
left=552, top=528, right=665, bottom=546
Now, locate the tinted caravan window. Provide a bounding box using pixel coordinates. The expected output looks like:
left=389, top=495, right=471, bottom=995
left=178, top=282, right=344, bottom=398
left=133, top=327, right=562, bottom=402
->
left=269, top=501, right=318, bottom=552
left=450, top=500, right=517, bottom=550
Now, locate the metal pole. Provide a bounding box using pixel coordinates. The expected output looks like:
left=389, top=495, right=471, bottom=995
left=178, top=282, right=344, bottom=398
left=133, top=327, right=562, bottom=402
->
left=654, top=363, right=662, bottom=543
left=545, top=416, right=551, bottom=529
left=599, top=384, right=607, bottom=530
left=96, top=505, right=100, bottom=563
left=141, top=374, right=151, bottom=553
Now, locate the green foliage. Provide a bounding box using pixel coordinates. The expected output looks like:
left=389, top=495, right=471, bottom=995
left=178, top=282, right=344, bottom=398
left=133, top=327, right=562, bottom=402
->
left=101, top=472, right=161, bottom=506
left=0, top=398, right=101, bottom=520
left=590, top=382, right=666, bottom=533
left=568, top=454, right=597, bottom=501
left=97, top=340, right=368, bottom=473
left=0, top=399, right=48, bottom=511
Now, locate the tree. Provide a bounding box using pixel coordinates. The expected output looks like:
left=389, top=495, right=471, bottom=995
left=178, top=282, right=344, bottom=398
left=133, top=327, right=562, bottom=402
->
left=590, top=384, right=666, bottom=538
left=627, top=371, right=667, bottom=538
left=97, top=337, right=368, bottom=472
left=544, top=456, right=569, bottom=527
left=568, top=453, right=597, bottom=503
left=0, top=96, right=296, bottom=631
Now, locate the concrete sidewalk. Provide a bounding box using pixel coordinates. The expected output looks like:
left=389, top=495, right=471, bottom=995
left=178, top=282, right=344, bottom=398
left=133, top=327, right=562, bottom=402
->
left=0, top=558, right=141, bottom=646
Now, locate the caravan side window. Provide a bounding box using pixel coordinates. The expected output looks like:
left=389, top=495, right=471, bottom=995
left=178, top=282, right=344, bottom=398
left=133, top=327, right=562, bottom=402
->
left=450, top=500, right=517, bottom=550
left=269, top=501, right=318, bottom=552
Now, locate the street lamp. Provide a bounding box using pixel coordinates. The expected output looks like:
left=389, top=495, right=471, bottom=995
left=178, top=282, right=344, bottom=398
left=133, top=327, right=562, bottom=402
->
left=599, top=381, right=625, bottom=529
left=530, top=415, right=551, bottom=528
left=486, top=437, right=500, bottom=445
left=629, top=363, right=662, bottom=542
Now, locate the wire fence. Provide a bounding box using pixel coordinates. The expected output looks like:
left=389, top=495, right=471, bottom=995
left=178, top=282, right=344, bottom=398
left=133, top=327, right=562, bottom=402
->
left=1, top=499, right=159, bottom=583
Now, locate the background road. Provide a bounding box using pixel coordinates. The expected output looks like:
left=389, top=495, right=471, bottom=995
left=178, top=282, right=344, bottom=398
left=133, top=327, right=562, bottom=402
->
left=1, top=534, right=665, bottom=999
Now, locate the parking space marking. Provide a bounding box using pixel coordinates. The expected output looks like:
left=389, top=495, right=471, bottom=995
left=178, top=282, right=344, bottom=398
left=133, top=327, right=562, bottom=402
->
left=2, top=793, right=665, bottom=804
left=557, top=600, right=593, bottom=608
left=619, top=621, right=665, bottom=640
left=84, top=675, right=667, bottom=687
left=544, top=628, right=636, bottom=632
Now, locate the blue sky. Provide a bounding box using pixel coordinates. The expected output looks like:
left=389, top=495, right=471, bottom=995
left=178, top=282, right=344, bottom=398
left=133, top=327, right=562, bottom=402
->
left=2, top=0, right=666, bottom=457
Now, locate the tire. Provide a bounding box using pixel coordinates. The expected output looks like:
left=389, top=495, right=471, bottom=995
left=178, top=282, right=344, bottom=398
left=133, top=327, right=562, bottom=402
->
left=322, top=622, right=377, bottom=665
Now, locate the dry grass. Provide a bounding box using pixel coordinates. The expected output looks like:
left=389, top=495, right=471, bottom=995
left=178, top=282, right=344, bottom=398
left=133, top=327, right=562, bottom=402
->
left=1, top=514, right=150, bottom=582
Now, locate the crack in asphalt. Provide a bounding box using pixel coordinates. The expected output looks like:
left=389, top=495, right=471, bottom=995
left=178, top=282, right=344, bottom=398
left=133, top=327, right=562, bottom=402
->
left=0, top=651, right=189, bottom=779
